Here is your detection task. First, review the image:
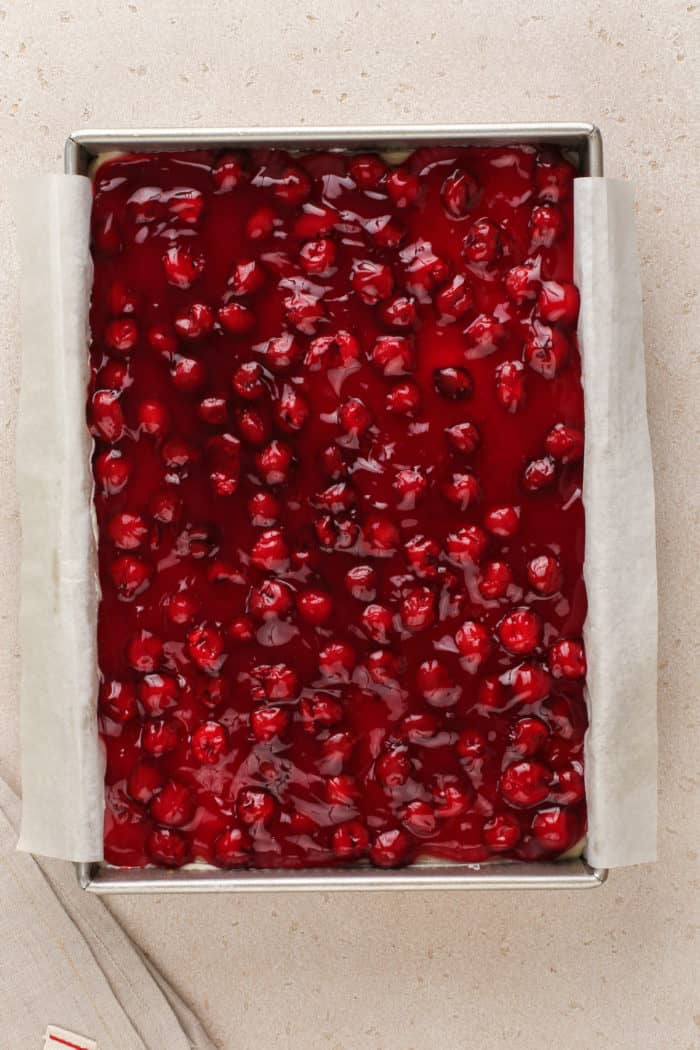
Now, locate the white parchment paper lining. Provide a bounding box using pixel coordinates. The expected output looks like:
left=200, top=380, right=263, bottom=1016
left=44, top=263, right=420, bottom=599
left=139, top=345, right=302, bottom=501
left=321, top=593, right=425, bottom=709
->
left=12, top=173, right=657, bottom=868
left=13, top=175, right=104, bottom=862
left=575, top=178, right=658, bottom=867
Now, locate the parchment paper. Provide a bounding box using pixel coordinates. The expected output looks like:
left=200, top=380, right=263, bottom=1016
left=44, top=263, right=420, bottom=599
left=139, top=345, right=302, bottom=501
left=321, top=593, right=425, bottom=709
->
left=575, top=178, right=658, bottom=867
left=12, top=175, right=104, bottom=862
left=11, top=173, right=657, bottom=867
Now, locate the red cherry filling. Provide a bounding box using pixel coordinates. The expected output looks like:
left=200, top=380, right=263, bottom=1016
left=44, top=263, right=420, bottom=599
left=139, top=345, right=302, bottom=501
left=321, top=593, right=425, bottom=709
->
left=455, top=621, right=492, bottom=672
left=163, top=244, right=205, bottom=289
left=545, top=423, right=584, bottom=464
left=348, top=153, right=386, bottom=189
left=478, top=560, right=513, bottom=599
left=370, top=828, right=411, bottom=868
left=441, top=169, right=478, bottom=218
left=498, top=608, right=543, bottom=654
left=483, top=813, right=521, bottom=851
left=529, top=204, right=565, bottom=248
left=126, top=630, right=162, bottom=672
left=431, top=777, right=472, bottom=818
left=95, top=449, right=130, bottom=493
left=445, top=420, right=480, bottom=453
left=531, top=806, right=578, bottom=851
left=501, top=760, right=552, bottom=808
left=142, top=718, right=180, bottom=757
left=375, top=746, right=411, bottom=787
left=352, top=259, right=394, bottom=304
left=127, top=762, right=163, bottom=804
left=495, top=360, right=526, bottom=413
left=344, top=564, right=376, bottom=601
left=237, top=787, right=277, bottom=826
left=548, top=639, right=587, bottom=679
left=537, top=281, right=580, bottom=326
left=191, top=721, right=227, bottom=763
left=105, top=317, right=138, bottom=354
left=535, top=150, right=575, bottom=203
left=523, top=325, right=569, bottom=379
left=527, top=553, right=562, bottom=595
left=150, top=780, right=194, bottom=827
left=434, top=366, right=473, bottom=400
left=100, top=680, right=137, bottom=723
left=551, top=766, right=585, bottom=805
left=92, top=145, right=586, bottom=871
left=456, top=727, right=487, bottom=760
left=505, top=263, right=540, bottom=304
left=483, top=505, right=520, bottom=538
left=523, top=455, right=557, bottom=493
left=462, top=218, right=502, bottom=263
left=214, top=826, right=252, bottom=867
left=250, top=705, right=290, bottom=742
left=187, top=625, right=225, bottom=673
left=511, top=716, right=550, bottom=756
left=511, top=662, right=551, bottom=703
left=138, top=673, right=179, bottom=717
left=332, top=820, right=369, bottom=859
left=296, top=588, right=333, bottom=624
left=402, top=800, right=438, bottom=837
left=386, top=168, right=420, bottom=208
left=91, top=390, right=125, bottom=442
left=147, top=828, right=188, bottom=867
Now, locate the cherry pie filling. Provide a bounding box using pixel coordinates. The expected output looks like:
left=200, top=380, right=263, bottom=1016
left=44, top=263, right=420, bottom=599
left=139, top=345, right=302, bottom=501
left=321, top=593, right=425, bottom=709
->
left=89, top=144, right=587, bottom=869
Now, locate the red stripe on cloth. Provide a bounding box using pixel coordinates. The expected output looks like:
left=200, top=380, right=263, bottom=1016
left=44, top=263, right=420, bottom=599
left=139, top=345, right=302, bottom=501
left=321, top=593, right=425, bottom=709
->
left=48, top=1035, right=91, bottom=1050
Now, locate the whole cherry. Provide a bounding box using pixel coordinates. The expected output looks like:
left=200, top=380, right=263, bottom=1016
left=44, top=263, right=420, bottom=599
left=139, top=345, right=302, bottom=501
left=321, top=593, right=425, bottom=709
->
left=150, top=780, right=194, bottom=827
left=236, top=787, right=277, bottom=826
left=455, top=620, right=492, bottom=672
left=483, top=505, right=520, bottom=538
left=332, top=821, right=369, bottom=859
left=548, top=639, right=587, bottom=679
left=500, top=760, right=552, bottom=808
left=402, top=800, right=438, bottom=837
left=478, top=561, right=513, bottom=600
left=375, top=746, right=411, bottom=787
left=138, top=673, right=179, bottom=717
left=370, top=828, right=411, bottom=868
left=250, top=705, right=290, bottom=742
left=545, top=423, right=584, bottom=464
left=214, top=826, right=252, bottom=866
left=483, top=812, right=521, bottom=851
left=462, top=218, right=502, bottom=264
left=126, top=629, right=162, bottom=672
left=441, top=169, right=478, bottom=218
left=511, top=716, right=550, bottom=756
left=127, top=762, right=163, bottom=804
left=142, top=718, right=180, bottom=757
left=192, top=721, right=227, bottom=764
left=527, top=554, right=562, bottom=595
left=187, top=625, right=225, bottom=674
left=147, top=828, right=188, bottom=867
left=99, top=680, right=137, bottom=723
left=497, top=608, right=543, bottom=655
left=537, top=281, right=580, bottom=326
left=531, top=806, right=577, bottom=852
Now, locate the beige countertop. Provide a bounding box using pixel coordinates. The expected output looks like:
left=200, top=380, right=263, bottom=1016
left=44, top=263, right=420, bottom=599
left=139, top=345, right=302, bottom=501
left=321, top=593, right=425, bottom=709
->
left=1, top=2, right=698, bottom=1048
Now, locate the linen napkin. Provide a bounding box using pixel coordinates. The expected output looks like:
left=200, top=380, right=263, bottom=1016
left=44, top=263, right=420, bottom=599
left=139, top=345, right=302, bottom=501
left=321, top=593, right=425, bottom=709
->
left=0, top=774, right=216, bottom=1050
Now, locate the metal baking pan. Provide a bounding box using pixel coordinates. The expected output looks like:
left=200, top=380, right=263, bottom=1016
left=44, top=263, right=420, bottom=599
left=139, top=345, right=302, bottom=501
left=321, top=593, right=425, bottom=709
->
left=68, top=123, right=607, bottom=893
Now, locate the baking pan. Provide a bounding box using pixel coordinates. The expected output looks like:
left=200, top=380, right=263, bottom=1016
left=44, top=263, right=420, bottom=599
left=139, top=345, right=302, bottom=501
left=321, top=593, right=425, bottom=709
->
left=68, top=123, right=607, bottom=892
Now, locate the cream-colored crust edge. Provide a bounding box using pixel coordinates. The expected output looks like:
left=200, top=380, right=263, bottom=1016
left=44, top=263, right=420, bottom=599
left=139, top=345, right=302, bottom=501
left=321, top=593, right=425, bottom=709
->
left=91, top=147, right=412, bottom=180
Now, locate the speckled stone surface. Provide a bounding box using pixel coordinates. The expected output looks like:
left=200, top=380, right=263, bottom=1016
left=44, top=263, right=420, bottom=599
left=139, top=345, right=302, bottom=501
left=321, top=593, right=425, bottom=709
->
left=1, top=3, right=698, bottom=1048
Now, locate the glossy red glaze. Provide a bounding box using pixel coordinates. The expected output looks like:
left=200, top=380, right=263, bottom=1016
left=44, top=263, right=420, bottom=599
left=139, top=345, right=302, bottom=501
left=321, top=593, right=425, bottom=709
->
left=90, top=144, right=586, bottom=870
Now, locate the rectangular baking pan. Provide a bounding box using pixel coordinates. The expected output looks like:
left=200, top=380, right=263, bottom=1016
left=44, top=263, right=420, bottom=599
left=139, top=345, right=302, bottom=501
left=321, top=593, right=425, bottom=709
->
left=68, top=123, right=607, bottom=893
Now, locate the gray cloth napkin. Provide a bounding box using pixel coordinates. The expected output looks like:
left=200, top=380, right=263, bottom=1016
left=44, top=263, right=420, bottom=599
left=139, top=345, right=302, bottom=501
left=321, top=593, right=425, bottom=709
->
left=0, top=775, right=216, bottom=1050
